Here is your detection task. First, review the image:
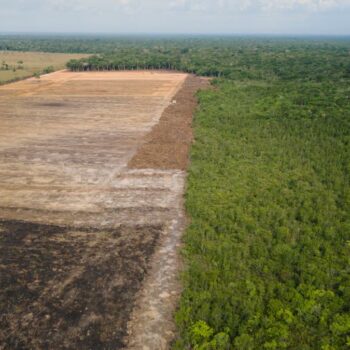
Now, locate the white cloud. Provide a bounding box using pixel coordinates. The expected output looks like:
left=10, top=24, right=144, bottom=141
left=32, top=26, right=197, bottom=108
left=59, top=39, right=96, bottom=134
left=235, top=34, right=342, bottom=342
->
left=41, top=0, right=141, bottom=13
left=0, top=0, right=350, bottom=35
left=2, top=0, right=350, bottom=14
left=1, top=0, right=350, bottom=34
left=168, top=0, right=350, bottom=13
left=259, top=0, right=348, bottom=11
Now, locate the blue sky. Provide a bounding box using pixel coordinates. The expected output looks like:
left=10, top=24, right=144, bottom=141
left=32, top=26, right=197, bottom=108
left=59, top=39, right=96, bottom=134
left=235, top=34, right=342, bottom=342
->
left=1, top=0, right=350, bottom=35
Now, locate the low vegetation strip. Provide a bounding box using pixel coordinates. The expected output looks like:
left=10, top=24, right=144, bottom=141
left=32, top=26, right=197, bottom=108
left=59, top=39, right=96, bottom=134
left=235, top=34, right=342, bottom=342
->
left=0, top=51, right=88, bottom=85
left=173, top=80, right=350, bottom=349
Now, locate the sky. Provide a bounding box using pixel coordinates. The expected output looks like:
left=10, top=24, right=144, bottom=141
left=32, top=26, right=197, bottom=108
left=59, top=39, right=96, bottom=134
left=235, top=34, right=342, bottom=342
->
left=0, top=0, right=350, bottom=35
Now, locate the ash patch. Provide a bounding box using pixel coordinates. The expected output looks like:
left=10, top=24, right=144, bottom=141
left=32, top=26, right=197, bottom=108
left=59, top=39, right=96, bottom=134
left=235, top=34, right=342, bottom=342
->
left=0, top=220, right=162, bottom=349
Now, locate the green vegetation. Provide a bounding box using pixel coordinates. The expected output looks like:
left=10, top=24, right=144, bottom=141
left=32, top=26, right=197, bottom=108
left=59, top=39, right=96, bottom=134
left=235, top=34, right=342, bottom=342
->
left=60, top=36, right=350, bottom=349
left=152, top=39, right=349, bottom=349
left=2, top=34, right=349, bottom=348
left=0, top=51, right=88, bottom=85
left=1, top=34, right=349, bottom=80
left=64, top=38, right=350, bottom=83
left=174, top=79, right=350, bottom=349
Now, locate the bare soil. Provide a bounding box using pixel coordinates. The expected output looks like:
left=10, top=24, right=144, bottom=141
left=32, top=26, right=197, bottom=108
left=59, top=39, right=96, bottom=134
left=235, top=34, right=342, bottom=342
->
left=0, top=71, right=187, bottom=349
left=129, top=75, right=209, bottom=170
left=0, top=71, right=206, bottom=349
left=125, top=75, right=209, bottom=350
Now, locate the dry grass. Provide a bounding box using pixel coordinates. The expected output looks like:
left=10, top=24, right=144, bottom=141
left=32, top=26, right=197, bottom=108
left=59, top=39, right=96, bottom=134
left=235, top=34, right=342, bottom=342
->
left=0, top=51, right=89, bottom=84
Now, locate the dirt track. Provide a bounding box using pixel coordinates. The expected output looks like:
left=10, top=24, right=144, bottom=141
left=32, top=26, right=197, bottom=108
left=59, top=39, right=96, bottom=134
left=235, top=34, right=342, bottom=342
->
left=0, top=70, right=207, bottom=349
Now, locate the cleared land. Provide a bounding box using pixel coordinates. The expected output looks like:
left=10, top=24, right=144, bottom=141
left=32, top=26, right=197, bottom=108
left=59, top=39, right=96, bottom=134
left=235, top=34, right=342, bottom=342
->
left=0, top=51, right=89, bottom=84
left=0, top=71, right=207, bottom=349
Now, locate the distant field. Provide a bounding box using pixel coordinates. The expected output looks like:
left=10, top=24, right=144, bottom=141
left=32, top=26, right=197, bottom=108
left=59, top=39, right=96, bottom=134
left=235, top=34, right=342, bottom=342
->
left=0, top=51, right=89, bottom=84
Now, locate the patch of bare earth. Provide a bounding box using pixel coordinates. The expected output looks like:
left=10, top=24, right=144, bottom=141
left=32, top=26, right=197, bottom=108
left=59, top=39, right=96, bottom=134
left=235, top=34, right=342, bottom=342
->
left=129, top=75, right=209, bottom=171
left=0, top=71, right=208, bottom=349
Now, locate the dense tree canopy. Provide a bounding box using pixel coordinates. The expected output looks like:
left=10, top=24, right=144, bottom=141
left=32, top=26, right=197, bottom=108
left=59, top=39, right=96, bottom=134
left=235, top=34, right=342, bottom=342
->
left=64, top=38, right=350, bottom=82
left=174, top=80, right=350, bottom=349
left=1, top=34, right=349, bottom=81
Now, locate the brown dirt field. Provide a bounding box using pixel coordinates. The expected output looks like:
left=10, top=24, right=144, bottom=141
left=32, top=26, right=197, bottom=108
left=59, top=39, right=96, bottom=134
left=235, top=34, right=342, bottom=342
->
left=0, top=70, right=186, bottom=226
left=128, top=75, right=209, bottom=170
left=0, top=71, right=190, bottom=349
left=0, top=70, right=207, bottom=350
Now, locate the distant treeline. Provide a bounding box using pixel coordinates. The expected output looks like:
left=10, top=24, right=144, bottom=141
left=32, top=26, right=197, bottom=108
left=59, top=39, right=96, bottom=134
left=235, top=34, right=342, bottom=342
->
left=1, top=34, right=349, bottom=81
left=65, top=42, right=350, bottom=81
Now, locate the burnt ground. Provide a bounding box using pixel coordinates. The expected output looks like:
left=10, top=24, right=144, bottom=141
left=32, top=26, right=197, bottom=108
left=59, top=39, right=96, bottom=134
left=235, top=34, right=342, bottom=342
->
left=0, top=219, right=161, bottom=350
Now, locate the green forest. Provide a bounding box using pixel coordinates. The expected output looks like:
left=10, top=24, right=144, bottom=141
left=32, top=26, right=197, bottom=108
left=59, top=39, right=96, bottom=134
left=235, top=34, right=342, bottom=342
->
left=2, top=35, right=349, bottom=349
left=64, top=38, right=350, bottom=82
left=1, top=35, right=349, bottom=81
left=175, top=80, right=350, bottom=350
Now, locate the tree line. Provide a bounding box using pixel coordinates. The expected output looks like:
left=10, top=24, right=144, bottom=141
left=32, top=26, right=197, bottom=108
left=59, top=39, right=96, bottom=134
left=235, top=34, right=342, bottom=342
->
left=1, top=34, right=349, bottom=81
left=65, top=42, right=350, bottom=82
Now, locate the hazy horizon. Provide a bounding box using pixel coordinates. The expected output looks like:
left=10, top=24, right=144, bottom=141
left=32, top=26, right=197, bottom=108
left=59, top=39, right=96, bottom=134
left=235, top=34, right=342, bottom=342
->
left=1, top=0, right=350, bottom=36
left=1, top=32, right=350, bottom=38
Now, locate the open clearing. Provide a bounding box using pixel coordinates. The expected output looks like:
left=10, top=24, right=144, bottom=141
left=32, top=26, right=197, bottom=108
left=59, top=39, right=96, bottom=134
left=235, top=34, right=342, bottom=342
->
left=0, top=70, right=207, bottom=349
left=0, top=51, right=89, bottom=84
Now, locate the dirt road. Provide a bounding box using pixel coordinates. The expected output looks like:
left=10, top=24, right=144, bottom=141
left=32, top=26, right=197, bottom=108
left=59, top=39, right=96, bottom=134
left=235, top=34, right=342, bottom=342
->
left=0, top=70, right=207, bottom=349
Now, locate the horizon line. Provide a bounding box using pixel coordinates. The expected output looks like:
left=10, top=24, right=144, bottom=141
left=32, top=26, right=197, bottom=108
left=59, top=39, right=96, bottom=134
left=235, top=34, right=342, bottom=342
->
left=0, top=31, right=350, bottom=38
